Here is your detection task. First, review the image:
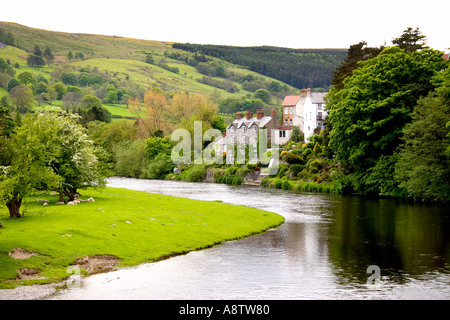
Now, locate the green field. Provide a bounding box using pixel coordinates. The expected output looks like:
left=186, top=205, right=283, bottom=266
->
left=0, top=186, right=284, bottom=289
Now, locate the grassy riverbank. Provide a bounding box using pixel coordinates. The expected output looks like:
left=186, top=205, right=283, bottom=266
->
left=0, top=187, right=284, bottom=289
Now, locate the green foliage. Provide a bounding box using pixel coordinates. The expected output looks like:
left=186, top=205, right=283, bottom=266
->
left=173, top=43, right=347, bottom=89
left=326, top=46, right=447, bottom=195
left=145, top=136, right=173, bottom=160
left=392, top=27, right=428, bottom=52
left=184, top=165, right=207, bottom=182
left=253, top=89, right=271, bottom=103
left=7, top=78, right=20, bottom=92
left=284, top=152, right=304, bottom=165
left=141, top=153, right=174, bottom=179
left=113, top=139, right=147, bottom=178
left=395, top=87, right=450, bottom=201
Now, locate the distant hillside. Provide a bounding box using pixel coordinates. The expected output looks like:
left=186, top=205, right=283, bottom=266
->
left=173, top=43, right=347, bottom=90
left=0, top=21, right=301, bottom=103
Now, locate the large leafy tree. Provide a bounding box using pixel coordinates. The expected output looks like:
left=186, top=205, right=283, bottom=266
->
left=38, top=107, right=108, bottom=201
left=0, top=109, right=62, bottom=218
left=0, top=107, right=108, bottom=218
left=326, top=46, right=447, bottom=195
left=395, top=68, right=450, bottom=201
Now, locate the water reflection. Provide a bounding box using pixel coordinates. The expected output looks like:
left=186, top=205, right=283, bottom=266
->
left=48, top=177, right=450, bottom=299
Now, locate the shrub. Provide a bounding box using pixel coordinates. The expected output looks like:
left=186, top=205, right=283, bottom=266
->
left=232, top=177, right=243, bottom=185
left=307, top=159, right=323, bottom=174
left=184, top=165, right=206, bottom=182
left=274, top=179, right=283, bottom=189
left=282, top=180, right=291, bottom=190
left=285, top=152, right=304, bottom=165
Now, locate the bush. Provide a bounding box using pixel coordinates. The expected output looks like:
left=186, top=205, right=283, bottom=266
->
left=289, top=164, right=304, bottom=177
left=274, top=179, right=283, bottom=189
left=141, top=153, right=174, bottom=179
left=307, top=159, right=323, bottom=174
left=302, top=148, right=312, bottom=158
left=232, top=177, right=243, bottom=185
left=285, top=152, right=304, bottom=165
left=184, top=165, right=206, bottom=182
left=282, top=180, right=291, bottom=190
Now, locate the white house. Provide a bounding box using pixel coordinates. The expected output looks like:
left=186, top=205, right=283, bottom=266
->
left=281, top=87, right=328, bottom=142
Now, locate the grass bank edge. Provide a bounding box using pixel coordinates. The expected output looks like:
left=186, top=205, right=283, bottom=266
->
left=0, top=186, right=284, bottom=289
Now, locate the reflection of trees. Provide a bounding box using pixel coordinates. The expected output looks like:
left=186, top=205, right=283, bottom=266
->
left=328, top=195, right=450, bottom=285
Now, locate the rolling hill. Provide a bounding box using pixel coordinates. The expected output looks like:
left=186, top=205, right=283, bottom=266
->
left=0, top=21, right=346, bottom=123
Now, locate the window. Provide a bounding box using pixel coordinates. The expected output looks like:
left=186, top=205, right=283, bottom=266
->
left=289, top=107, right=293, bottom=114
left=253, top=125, right=257, bottom=132
left=279, top=130, right=286, bottom=138
left=230, top=126, right=235, bottom=133
left=289, top=119, right=292, bottom=126
left=242, top=125, right=246, bottom=132
left=318, top=112, right=323, bottom=120
left=318, top=104, right=322, bottom=110
left=284, top=107, right=288, bottom=115
left=285, top=118, right=288, bottom=126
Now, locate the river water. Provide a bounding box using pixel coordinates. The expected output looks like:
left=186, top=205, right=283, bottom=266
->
left=48, top=177, right=450, bottom=300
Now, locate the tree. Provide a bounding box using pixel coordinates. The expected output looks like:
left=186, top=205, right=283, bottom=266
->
left=52, top=82, right=67, bottom=100
left=0, top=109, right=62, bottom=218
left=253, top=88, right=271, bottom=103
left=26, top=55, right=45, bottom=67
left=326, top=46, right=447, bottom=195
left=60, top=72, right=78, bottom=86
left=38, top=107, right=108, bottom=201
left=33, top=45, right=42, bottom=57
left=392, top=27, right=428, bottom=52
left=17, top=71, right=36, bottom=85
left=7, top=78, right=20, bottom=92
left=10, top=85, right=34, bottom=112
left=43, top=46, right=54, bottom=64
left=67, top=51, right=74, bottom=60
left=331, top=41, right=383, bottom=90
left=144, top=90, right=167, bottom=133
left=395, top=68, right=450, bottom=201
left=80, top=94, right=112, bottom=125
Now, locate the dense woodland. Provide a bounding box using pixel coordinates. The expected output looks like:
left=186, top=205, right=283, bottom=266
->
left=173, top=43, right=347, bottom=90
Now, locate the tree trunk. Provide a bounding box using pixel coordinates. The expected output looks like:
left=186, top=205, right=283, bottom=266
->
left=58, top=191, right=64, bottom=203
left=6, top=196, right=22, bottom=218
left=64, top=187, right=78, bottom=201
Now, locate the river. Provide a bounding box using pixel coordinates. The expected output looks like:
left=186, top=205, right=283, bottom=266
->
left=48, top=177, right=450, bottom=300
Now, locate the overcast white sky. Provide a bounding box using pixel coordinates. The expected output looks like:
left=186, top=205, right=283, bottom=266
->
left=0, top=0, right=448, bottom=51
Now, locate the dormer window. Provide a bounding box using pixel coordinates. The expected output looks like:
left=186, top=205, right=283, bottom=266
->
left=242, top=125, right=246, bottom=132
left=230, top=126, right=235, bottom=133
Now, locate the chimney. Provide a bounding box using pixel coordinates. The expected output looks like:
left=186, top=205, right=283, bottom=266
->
left=307, top=85, right=311, bottom=96
left=246, top=110, right=253, bottom=120
left=271, top=109, right=276, bottom=118
left=256, top=109, right=264, bottom=119
left=222, top=132, right=226, bottom=137
left=236, top=111, right=242, bottom=120
left=301, top=88, right=307, bottom=97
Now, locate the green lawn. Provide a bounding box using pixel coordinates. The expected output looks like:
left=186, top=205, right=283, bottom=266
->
left=0, top=186, right=284, bottom=288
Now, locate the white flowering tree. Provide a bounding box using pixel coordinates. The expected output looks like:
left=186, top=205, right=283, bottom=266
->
left=0, top=107, right=107, bottom=218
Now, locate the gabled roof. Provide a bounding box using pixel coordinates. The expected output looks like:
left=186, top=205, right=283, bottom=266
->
left=310, top=92, right=327, bottom=104
left=227, top=116, right=274, bottom=130
left=443, top=53, right=449, bottom=60
left=282, top=95, right=301, bottom=106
